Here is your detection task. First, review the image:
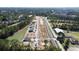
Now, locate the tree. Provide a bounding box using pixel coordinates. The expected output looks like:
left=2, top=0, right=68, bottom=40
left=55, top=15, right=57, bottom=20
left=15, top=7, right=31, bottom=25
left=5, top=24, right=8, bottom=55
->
left=0, top=39, right=28, bottom=51
left=44, top=40, right=48, bottom=50
left=57, top=32, right=65, bottom=44
left=64, top=39, right=70, bottom=51
left=67, top=25, right=70, bottom=33
left=48, top=44, right=61, bottom=51
left=0, top=39, right=10, bottom=51
left=9, top=39, right=26, bottom=51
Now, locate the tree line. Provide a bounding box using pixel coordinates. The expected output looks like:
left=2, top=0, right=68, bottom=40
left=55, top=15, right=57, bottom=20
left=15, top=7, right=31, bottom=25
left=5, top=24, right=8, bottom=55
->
left=48, top=15, right=79, bottom=31
left=0, top=14, right=32, bottom=39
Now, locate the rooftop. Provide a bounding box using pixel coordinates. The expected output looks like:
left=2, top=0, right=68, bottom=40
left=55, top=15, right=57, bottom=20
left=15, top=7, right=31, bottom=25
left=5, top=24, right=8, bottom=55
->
left=54, top=28, right=64, bottom=33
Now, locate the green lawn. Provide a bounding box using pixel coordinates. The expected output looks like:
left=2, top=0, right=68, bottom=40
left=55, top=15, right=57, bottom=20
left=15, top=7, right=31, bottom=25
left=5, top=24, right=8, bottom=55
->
left=7, top=26, right=27, bottom=41
left=70, top=32, right=79, bottom=40
left=70, top=32, right=79, bottom=37
left=65, top=31, right=79, bottom=40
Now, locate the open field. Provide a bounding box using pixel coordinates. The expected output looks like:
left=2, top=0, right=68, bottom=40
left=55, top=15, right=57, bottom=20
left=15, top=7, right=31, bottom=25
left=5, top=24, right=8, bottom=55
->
left=65, top=31, right=79, bottom=40
left=70, top=32, right=79, bottom=37
left=7, top=26, right=27, bottom=41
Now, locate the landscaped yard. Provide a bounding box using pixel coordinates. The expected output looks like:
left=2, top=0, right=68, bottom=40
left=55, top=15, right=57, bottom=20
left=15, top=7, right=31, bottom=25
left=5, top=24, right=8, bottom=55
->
left=7, top=26, right=27, bottom=41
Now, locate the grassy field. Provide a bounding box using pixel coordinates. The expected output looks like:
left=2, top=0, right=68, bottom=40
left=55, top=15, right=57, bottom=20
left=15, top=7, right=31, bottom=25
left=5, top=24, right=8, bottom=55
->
left=65, top=31, right=79, bottom=40
left=7, top=26, right=27, bottom=41
left=70, top=32, right=79, bottom=40
left=70, top=32, right=79, bottom=37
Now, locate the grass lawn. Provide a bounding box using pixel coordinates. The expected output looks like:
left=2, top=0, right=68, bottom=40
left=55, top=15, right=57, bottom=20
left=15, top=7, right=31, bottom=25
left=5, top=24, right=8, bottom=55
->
left=65, top=31, right=79, bottom=41
left=7, top=26, right=27, bottom=41
left=70, top=32, right=79, bottom=37
left=70, top=32, right=79, bottom=40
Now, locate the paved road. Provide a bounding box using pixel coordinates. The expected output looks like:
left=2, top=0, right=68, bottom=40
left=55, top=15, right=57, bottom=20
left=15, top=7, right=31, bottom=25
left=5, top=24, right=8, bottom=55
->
left=44, top=17, right=64, bottom=50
